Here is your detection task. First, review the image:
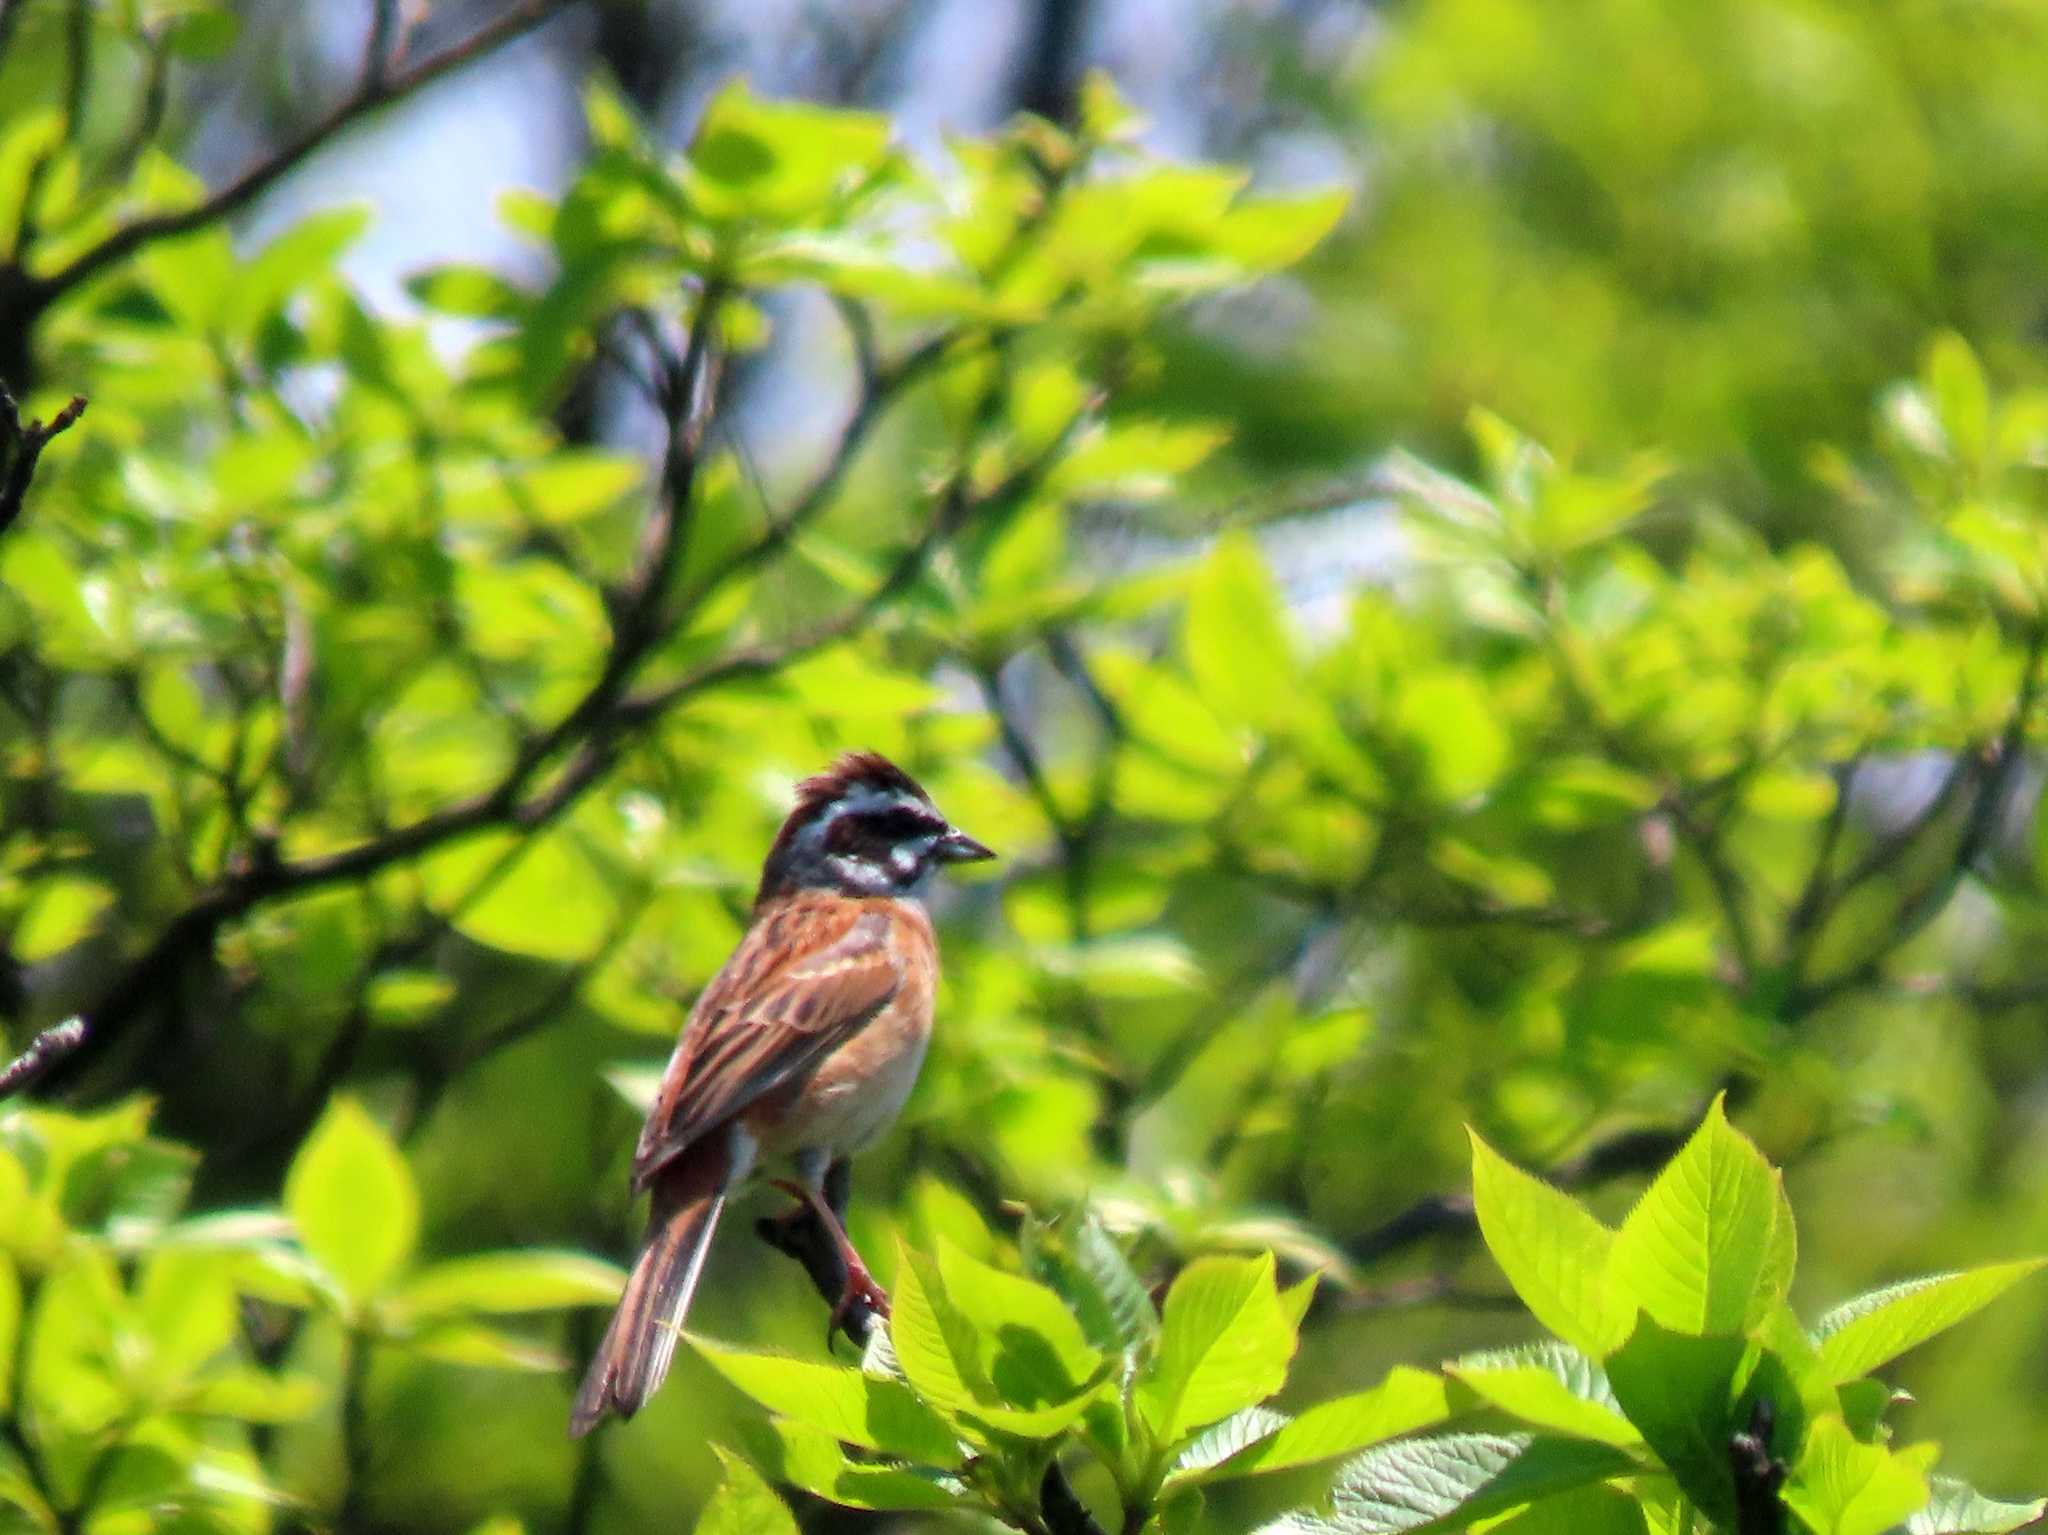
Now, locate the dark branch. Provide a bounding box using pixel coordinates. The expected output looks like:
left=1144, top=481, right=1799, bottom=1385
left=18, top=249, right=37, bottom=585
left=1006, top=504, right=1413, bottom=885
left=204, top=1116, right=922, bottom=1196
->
left=0, top=386, right=86, bottom=539
left=25, top=0, right=575, bottom=310
left=1348, top=1122, right=1688, bottom=1265
left=1787, top=626, right=2046, bottom=1019
left=1729, top=1397, right=1787, bottom=1535
left=58, top=315, right=1065, bottom=1087
left=0, top=1016, right=86, bottom=1099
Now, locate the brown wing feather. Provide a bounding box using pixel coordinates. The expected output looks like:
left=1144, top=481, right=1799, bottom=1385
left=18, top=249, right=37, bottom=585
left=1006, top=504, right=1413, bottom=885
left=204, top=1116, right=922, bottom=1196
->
left=631, top=894, right=903, bottom=1190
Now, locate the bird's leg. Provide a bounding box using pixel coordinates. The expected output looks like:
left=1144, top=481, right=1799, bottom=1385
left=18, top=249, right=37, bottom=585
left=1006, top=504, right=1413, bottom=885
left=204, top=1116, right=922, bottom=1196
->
left=766, top=1176, right=892, bottom=1335
left=823, top=1156, right=852, bottom=1227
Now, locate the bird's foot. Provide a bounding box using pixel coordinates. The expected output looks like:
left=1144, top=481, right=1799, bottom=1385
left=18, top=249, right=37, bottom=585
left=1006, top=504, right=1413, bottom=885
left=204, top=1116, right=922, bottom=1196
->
left=766, top=1177, right=891, bottom=1343
left=829, top=1254, right=893, bottom=1342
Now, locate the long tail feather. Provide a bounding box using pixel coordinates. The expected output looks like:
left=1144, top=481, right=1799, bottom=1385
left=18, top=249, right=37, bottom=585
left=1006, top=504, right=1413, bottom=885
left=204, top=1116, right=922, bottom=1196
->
left=570, top=1133, right=734, bottom=1437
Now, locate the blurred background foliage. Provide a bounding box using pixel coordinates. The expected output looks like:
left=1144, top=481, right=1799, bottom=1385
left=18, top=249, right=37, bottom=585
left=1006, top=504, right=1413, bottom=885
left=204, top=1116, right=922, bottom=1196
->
left=3, top=0, right=2048, bottom=1532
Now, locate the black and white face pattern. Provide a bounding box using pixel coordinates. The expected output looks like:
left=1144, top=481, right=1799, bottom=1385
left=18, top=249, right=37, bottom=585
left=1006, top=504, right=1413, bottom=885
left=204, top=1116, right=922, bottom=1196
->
left=795, top=784, right=956, bottom=897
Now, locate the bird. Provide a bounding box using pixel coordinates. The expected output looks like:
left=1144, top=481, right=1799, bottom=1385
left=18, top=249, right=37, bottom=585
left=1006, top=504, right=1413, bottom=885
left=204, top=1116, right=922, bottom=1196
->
left=570, top=750, right=995, bottom=1436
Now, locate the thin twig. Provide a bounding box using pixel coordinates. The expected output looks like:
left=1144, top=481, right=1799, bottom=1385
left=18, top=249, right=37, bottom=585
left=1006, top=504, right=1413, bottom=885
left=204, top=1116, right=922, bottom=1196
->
left=1787, top=628, right=2047, bottom=1019
left=25, top=0, right=574, bottom=309
left=1347, top=1121, right=1688, bottom=1264
left=0, top=386, right=86, bottom=538
left=0, top=1017, right=87, bottom=1099
left=57, top=319, right=1074, bottom=1086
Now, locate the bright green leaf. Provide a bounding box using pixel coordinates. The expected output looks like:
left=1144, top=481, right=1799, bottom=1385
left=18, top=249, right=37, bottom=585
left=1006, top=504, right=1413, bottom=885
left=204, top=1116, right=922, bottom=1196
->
left=1813, top=1261, right=2046, bottom=1384
left=691, top=1336, right=963, bottom=1466
left=1138, top=1253, right=1296, bottom=1443
left=1607, top=1096, right=1782, bottom=1336
left=387, top=1251, right=626, bottom=1320
left=1783, top=1416, right=1937, bottom=1535
left=284, top=1098, right=419, bottom=1309
left=1908, top=1477, right=2048, bottom=1535
left=1446, top=1343, right=1639, bottom=1447
left=1468, top=1131, right=1629, bottom=1356
left=698, top=1447, right=799, bottom=1535
left=1187, top=1367, right=1450, bottom=1483
left=1326, top=1432, right=1637, bottom=1534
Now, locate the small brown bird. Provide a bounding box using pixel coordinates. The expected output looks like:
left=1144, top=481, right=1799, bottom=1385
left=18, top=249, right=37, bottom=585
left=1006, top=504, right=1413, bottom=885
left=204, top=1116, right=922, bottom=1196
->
left=570, top=751, right=994, bottom=1435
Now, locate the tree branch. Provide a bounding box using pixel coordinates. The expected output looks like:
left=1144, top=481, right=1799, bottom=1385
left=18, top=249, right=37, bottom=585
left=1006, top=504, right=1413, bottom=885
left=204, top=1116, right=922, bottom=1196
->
left=24, top=0, right=575, bottom=310
left=55, top=312, right=1074, bottom=1088
left=1347, top=1122, right=1688, bottom=1264
left=0, top=1016, right=87, bottom=1100
left=0, top=385, right=86, bottom=539
left=1787, top=627, right=2046, bottom=1019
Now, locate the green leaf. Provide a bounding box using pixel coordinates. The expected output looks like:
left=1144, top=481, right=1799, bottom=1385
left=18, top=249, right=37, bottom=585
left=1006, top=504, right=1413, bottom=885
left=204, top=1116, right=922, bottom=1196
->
left=698, top=1447, right=799, bottom=1535
left=1446, top=1343, right=1638, bottom=1447
left=226, top=207, right=369, bottom=333
left=1607, top=1095, right=1784, bottom=1336
left=1926, top=333, right=1990, bottom=465
left=1467, top=1131, right=1629, bottom=1356
left=406, top=264, right=530, bottom=320
left=364, top=970, right=456, bottom=1029
left=22, top=1246, right=125, bottom=1501
left=684, top=80, right=893, bottom=225
left=1023, top=1208, right=1159, bottom=1356
left=1812, top=1261, right=2045, bottom=1383
left=1602, top=1318, right=1748, bottom=1526
left=1782, top=1416, right=1936, bottom=1535
left=887, top=1246, right=1102, bottom=1439
left=13, top=877, right=113, bottom=962
left=1138, top=1253, right=1297, bottom=1443
left=0, top=1256, right=17, bottom=1413
left=1393, top=671, right=1509, bottom=801
left=181, top=1367, right=324, bottom=1423
left=0, top=1435, right=53, bottom=1530
left=933, top=1238, right=1103, bottom=1408
left=1908, top=1477, right=2048, bottom=1535
left=453, top=827, right=617, bottom=962
left=284, top=1098, right=419, bottom=1309
left=135, top=1246, right=238, bottom=1379
left=691, top=1336, right=962, bottom=1466
left=1185, top=532, right=1296, bottom=731
left=517, top=451, right=645, bottom=526
left=1326, top=1432, right=1637, bottom=1534
left=386, top=1252, right=626, bottom=1320
left=404, top=1323, right=563, bottom=1372
left=1169, top=1407, right=1290, bottom=1482
left=1479, top=1485, right=1651, bottom=1535
left=1183, top=1367, right=1450, bottom=1483
left=740, top=1417, right=965, bottom=1512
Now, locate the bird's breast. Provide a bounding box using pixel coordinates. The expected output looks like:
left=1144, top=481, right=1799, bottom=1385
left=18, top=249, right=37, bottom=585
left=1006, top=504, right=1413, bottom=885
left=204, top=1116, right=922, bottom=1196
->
left=778, top=986, right=934, bottom=1155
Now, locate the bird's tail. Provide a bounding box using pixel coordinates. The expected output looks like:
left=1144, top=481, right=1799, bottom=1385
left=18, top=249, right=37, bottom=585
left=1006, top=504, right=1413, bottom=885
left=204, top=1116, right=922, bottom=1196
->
left=569, top=1135, right=732, bottom=1437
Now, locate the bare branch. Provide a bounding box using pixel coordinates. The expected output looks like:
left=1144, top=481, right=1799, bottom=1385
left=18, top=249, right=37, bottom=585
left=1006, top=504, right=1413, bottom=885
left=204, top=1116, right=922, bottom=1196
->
left=57, top=316, right=1067, bottom=1087
left=0, top=386, right=86, bottom=539
left=1347, top=1120, right=1688, bottom=1265
left=26, top=0, right=575, bottom=310
left=0, top=1016, right=87, bottom=1099
left=1788, top=627, right=2047, bottom=1019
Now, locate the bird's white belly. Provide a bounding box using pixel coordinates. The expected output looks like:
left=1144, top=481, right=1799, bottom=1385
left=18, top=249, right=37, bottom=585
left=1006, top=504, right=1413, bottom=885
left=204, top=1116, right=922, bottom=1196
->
left=801, top=1028, right=930, bottom=1155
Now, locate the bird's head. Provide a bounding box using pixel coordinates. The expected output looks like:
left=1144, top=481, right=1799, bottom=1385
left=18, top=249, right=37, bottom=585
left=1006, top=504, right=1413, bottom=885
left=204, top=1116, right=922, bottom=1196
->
left=757, top=751, right=995, bottom=905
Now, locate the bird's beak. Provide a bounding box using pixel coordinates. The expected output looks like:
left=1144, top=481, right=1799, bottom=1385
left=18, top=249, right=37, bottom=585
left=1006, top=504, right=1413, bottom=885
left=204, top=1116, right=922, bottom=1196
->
left=935, top=826, right=997, bottom=864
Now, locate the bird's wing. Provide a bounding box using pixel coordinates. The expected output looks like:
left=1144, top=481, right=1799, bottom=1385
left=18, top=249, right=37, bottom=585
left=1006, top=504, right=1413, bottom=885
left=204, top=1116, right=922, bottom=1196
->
left=630, top=897, right=903, bottom=1190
